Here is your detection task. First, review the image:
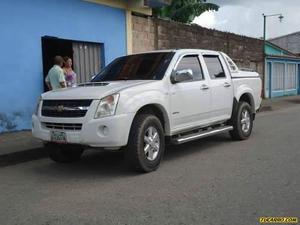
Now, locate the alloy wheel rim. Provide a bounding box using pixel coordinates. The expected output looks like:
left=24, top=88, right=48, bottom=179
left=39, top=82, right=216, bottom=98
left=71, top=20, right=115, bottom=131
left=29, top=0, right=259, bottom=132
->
left=144, top=126, right=160, bottom=161
left=241, top=109, right=251, bottom=133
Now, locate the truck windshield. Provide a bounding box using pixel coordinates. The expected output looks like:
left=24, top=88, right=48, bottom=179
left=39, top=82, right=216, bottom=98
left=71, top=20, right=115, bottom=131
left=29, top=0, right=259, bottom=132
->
left=91, top=52, right=174, bottom=82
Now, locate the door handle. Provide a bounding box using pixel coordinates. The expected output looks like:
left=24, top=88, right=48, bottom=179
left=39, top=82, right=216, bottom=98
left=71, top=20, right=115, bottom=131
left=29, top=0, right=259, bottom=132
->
left=224, top=82, right=231, bottom=87
left=200, top=84, right=209, bottom=90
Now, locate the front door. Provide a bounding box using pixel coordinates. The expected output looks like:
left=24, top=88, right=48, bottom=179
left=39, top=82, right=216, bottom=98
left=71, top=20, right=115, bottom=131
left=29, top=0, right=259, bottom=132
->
left=170, top=54, right=211, bottom=132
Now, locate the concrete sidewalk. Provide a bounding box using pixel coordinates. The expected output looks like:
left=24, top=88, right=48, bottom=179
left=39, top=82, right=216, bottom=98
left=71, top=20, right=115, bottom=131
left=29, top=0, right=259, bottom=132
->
left=1, top=95, right=300, bottom=166
left=260, top=95, right=300, bottom=111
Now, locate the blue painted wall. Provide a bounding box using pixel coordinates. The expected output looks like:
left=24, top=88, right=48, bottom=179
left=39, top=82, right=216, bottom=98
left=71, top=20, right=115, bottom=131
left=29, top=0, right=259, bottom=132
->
left=0, top=0, right=126, bottom=132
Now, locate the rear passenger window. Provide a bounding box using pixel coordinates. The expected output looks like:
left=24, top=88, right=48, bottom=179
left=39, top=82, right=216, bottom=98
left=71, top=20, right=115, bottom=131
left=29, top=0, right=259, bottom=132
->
left=203, top=55, right=226, bottom=79
left=225, top=55, right=238, bottom=72
left=176, top=55, right=204, bottom=80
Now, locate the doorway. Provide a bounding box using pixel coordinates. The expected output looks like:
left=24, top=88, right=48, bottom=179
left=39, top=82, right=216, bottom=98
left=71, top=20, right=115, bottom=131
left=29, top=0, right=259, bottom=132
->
left=41, top=36, right=103, bottom=91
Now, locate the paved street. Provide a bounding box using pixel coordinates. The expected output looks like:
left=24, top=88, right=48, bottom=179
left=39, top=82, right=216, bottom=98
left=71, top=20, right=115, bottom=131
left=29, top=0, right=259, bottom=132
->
left=0, top=106, right=299, bottom=225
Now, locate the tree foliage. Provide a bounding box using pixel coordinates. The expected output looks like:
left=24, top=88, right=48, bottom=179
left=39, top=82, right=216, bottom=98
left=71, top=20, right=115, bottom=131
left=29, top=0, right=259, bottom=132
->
left=154, top=0, right=219, bottom=24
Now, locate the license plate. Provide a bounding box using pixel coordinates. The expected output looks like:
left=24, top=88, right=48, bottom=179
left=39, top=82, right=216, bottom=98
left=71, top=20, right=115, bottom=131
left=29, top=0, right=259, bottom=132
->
left=50, top=131, right=67, bottom=143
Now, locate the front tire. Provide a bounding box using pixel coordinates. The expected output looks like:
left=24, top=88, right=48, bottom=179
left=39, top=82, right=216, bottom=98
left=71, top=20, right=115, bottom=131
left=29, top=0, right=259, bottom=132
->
left=125, top=114, right=165, bottom=172
left=45, top=143, right=84, bottom=163
left=229, top=101, right=253, bottom=140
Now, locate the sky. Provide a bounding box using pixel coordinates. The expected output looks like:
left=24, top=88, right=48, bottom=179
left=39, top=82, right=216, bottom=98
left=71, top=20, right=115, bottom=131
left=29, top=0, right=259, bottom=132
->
left=193, top=0, right=300, bottom=39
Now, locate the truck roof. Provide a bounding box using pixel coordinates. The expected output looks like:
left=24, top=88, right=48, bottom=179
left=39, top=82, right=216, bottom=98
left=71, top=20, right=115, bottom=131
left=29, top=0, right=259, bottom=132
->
left=133, top=49, right=220, bottom=55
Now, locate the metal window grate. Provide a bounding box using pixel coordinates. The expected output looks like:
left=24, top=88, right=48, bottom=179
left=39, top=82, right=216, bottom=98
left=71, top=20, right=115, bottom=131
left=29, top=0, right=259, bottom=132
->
left=73, top=42, right=102, bottom=83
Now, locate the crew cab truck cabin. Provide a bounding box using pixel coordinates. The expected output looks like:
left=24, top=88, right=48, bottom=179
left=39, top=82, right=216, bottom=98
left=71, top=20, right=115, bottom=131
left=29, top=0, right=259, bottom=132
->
left=32, top=49, right=262, bottom=172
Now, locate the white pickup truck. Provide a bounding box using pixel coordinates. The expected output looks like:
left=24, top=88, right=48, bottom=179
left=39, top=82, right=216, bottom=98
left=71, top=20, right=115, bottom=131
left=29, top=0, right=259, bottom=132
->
left=32, top=49, right=262, bottom=172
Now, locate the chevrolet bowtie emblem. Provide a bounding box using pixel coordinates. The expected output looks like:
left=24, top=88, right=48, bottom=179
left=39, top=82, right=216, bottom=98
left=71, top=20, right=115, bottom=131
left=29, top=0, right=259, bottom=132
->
left=56, top=105, right=64, bottom=112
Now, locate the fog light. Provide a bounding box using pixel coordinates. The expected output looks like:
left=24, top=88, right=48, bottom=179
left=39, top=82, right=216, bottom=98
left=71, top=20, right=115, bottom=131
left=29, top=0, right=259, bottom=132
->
left=99, top=125, right=109, bottom=136
left=103, top=126, right=109, bottom=136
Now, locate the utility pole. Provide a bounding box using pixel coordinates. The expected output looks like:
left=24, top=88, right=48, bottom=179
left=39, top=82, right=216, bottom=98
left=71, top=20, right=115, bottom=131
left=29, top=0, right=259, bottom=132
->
left=262, top=13, right=283, bottom=98
left=263, top=13, right=283, bottom=51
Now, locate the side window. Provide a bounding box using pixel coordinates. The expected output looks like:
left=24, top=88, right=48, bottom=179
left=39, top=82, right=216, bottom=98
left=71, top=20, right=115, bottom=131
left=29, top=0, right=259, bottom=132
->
left=176, top=55, right=204, bottom=81
left=225, top=55, right=238, bottom=72
left=203, top=55, right=226, bottom=79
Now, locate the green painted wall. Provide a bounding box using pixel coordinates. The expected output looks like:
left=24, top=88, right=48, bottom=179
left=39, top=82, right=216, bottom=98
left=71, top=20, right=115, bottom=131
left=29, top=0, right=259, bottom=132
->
left=265, top=43, right=290, bottom=56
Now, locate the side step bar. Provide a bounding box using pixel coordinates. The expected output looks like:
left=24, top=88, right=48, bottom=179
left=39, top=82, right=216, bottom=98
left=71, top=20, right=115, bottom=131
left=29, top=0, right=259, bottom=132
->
left=172, top=126, right=233, bottom=145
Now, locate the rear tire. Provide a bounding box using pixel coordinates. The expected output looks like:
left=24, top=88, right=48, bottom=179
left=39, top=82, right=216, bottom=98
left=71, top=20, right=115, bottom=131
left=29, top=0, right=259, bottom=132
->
left=229, top=101, right=253, bottom=140
left=125, top=114, right=165, bottom=173
left=45, top=143, right=84, bottom=163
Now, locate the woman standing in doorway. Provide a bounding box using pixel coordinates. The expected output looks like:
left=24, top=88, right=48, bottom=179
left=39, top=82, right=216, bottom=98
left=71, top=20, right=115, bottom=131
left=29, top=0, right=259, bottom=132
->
left=63, top=57, right=77, bottom=87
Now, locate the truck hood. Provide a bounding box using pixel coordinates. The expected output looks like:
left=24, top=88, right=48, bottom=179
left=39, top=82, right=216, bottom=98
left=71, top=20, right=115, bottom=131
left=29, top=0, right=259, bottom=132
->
left=42, top=80, right=155, bottom=100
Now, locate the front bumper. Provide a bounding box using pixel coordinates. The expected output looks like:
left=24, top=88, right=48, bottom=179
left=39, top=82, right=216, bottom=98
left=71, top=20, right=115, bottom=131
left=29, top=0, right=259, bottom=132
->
left=32, top=113, right=135, bottom=148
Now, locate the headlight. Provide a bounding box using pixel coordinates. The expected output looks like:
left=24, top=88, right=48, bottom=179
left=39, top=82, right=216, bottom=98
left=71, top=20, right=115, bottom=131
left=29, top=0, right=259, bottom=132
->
left=34, top=96, right=42, bottom=115
left=94, top=94, right=119, bottom=119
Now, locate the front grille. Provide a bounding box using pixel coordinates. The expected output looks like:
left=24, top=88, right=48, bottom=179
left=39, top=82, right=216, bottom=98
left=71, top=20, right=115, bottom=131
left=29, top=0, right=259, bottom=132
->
left=42, top=99, right=92, bottom=118
left=43, top=122, right=82, bottom=131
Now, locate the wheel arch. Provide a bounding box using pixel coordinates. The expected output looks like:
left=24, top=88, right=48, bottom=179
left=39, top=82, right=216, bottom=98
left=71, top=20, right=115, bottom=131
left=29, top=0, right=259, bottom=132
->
left=236, top=92, right=255, bottom=114
left=231, top=92, right=256, bottom=123
left=133, top=104, right=171, bottom=135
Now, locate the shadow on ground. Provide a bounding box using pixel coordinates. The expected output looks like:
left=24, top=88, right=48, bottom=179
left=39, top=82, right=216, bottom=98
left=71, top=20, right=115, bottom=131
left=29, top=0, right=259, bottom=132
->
left=32, top=134, right=232, bottom=179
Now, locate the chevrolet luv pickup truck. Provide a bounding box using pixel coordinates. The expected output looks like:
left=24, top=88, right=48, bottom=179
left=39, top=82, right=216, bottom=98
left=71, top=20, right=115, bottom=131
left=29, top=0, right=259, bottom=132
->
left=32, top=49, right=262, bottom=172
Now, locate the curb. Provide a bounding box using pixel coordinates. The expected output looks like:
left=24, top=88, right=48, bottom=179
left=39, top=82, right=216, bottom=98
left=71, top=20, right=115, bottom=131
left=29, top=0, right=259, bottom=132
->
left=0, top=147, right=47, bottom=167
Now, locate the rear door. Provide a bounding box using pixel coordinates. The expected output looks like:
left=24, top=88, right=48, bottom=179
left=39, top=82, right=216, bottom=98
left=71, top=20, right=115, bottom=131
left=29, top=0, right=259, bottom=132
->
left=170, top=54, right=211, bottom=132
left=202, top=54, right=233, bottom=121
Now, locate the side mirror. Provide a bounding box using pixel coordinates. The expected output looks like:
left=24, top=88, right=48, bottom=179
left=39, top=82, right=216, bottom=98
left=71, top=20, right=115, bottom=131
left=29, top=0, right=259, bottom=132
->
left=171, top=69, right=193, bottom=84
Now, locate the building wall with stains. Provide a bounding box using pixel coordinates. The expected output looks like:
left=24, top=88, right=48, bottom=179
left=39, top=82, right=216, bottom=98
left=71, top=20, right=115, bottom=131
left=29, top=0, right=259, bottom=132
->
left=132, top=15, right=264, bottom=76
left=0, top=0, right=127, bottom=133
